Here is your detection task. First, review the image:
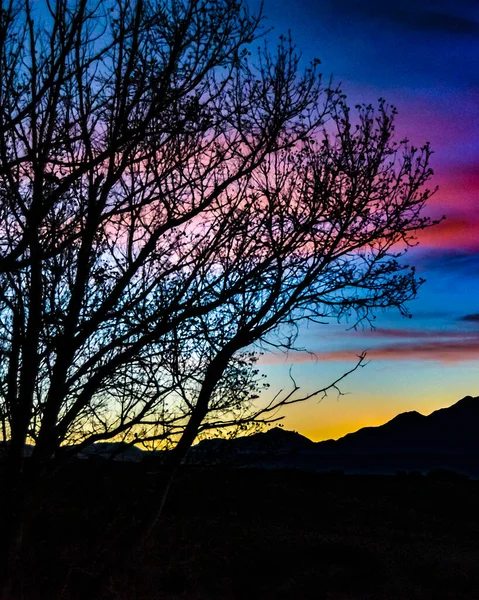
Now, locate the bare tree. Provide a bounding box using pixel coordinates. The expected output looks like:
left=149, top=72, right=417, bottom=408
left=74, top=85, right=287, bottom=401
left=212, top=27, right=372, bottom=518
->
left=0, top=0, right=437, bottom=594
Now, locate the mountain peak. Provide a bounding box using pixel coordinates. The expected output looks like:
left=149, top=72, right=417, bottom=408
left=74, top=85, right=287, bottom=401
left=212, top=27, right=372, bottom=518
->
left=242, top=427, right=314, bottom=450
left=315, top=395, right=479, bottom=455
left=387, top=410, right=425, bottom=425
left=191, top=395, right=479, bottom=466
left=262, top=427, right=311, bottom=441
left=428, top=395, right=479, bottom=418
left=452, top=395, right=479, bottom=408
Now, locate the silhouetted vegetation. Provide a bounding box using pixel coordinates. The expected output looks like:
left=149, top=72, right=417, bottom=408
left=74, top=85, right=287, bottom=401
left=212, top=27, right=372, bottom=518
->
left=0, top=0, right=438, bottom=594
left=5, top=463, right=479, bottom=600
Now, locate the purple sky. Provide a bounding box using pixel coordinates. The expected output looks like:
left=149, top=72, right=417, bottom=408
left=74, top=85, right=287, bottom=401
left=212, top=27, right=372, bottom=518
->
left=251, top=0, right=479, bottom=440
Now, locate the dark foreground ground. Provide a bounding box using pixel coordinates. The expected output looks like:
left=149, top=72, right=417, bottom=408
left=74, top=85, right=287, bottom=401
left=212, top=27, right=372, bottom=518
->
left=8, top=462, right=479, bottom=599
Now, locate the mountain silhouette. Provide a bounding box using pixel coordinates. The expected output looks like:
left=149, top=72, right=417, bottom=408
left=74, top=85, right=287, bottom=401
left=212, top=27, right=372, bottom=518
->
left=315, top=395, right=479, bottom=455
left=189, top=427, right=314, bottom=463
left=241, top=427, right=315, bottom=451
left=36, top=396, right=478, bottom=471
left=76, top=441, right=144, bottom=462
left=189, top=396, right=479, bottom=462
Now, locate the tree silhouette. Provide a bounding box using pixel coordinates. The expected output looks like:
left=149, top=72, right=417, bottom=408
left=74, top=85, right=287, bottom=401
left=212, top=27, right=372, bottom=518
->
left=0, top=0, right=437, bottom=593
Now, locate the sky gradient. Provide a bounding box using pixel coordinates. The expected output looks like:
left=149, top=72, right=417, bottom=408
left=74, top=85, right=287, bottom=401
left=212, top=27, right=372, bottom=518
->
left=252, top=0, right=479, bottom=441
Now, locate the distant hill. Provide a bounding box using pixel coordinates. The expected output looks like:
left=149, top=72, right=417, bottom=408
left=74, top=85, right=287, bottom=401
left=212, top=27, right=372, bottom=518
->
left=76, top=441, right=144, bottom=462
left=190, top=427, right=314, bottom=462
left=315, top=395, right=479, bottom=455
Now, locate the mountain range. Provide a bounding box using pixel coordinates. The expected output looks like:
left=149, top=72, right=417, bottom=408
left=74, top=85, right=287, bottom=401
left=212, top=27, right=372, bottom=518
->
left=314, top=394, right=479, bottom=455
left=186, top=395, right=479, bottom=476
left=192, top=395, right=479, bottom=457
left=8, top=395, right=476, bottom=473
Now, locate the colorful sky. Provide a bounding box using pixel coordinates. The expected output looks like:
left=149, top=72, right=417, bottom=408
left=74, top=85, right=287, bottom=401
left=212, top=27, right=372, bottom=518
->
left=252, top=0, right=479, bottom=441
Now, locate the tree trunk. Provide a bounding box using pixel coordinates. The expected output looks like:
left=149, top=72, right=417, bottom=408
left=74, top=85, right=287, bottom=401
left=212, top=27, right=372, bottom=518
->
left=0, top=455, right=27, bottom=600
left=0, top=446, right=51, bottom=599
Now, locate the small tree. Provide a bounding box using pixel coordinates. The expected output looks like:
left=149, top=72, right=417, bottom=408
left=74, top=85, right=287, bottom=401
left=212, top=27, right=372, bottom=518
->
left=0, top=0, right=436, bottom=591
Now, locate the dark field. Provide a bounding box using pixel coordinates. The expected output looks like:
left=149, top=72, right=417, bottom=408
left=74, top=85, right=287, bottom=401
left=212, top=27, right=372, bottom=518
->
left=11, top=463, right=479, bottom=599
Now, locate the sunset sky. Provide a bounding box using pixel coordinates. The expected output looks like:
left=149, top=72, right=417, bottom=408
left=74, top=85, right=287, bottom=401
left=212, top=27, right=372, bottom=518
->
left=252, top=0, right=479, bottom=441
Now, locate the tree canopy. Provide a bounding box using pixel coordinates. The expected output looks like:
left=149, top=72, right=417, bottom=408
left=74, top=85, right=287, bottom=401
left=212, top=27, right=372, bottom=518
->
left=0, top=0, right=436, bottom=468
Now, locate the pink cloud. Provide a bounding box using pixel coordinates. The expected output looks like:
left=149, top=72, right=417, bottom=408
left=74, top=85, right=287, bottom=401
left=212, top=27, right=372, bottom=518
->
left=431, top=165, right=479, bottom=210
left=359, top=327, right=471, bottom=340
left=324, top=339, right=479, bottom=364
left=261, top=334, right=479, bottom=365
left=415, top=212, right=479, bottom=251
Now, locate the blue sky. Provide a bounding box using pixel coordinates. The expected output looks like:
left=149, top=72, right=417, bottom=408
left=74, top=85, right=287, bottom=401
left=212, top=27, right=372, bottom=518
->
left=251, top=0, right=479, bottom=440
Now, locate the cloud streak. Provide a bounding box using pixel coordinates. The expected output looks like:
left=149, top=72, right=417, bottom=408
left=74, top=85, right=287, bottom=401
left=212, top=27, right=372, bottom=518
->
left=359, top=327, right=473, bottom=339
left=459, top=314, right=479, bottom=323
left=320, top=338, right=479, bottom=363
left=330, top=0, right=479, bottom=36
left=410, top=248, right=479, bottom=277
left=385, top=9, right=479, bottom=36
left=261, top=330, right=479, bottom=365
left=416, top=217, right=479, bottom=252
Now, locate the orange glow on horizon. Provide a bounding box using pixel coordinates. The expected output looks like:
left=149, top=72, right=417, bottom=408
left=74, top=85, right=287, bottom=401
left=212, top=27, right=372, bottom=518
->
left=300, top=417, right=391, bottom=442
left=285, top=393, right=469, bottom=443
